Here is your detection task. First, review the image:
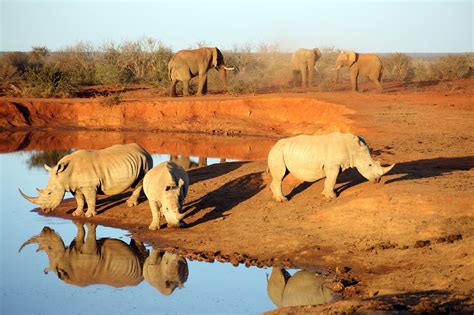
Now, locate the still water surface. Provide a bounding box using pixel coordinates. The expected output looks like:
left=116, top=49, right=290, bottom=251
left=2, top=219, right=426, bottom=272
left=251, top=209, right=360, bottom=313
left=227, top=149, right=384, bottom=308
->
left=1, top=149, right=331, bottom=314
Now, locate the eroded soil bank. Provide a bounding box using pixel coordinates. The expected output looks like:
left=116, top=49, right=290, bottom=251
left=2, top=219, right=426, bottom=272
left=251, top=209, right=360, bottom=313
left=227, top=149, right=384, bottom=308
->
left=7, top=80, right=474, bottom=313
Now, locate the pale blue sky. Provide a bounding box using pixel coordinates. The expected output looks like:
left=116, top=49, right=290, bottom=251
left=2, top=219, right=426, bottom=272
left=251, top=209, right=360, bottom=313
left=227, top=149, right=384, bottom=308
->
left=1, top=0, right=472, bottom=52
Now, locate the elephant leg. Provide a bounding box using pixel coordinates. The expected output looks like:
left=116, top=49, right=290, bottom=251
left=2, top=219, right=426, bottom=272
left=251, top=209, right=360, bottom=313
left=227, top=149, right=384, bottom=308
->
left=182, top=80, right=190, bottom=96
left=148, top=200, right=162, bottom=230
left=127, top=182, right=142, bottom=207
left=372, top=74, right=383, bottom=92
left=301, top=67, right=308, bottom=88
left=308, top=64, right=314, bottom=87
left=202, top=77, right=208, bottom=95
left=350, top=71, right=359, bottom=92
left=170, top=79, right=178, bottom=97
left=292, top=70, right=299, bottom=87
left=197, top=73, right=208, bottom=96
left=82, top=223, right=98, bottom=254
left=82, top=188, right=97, bottom=217
left=322, top=166, right=340, bottom=199
left=72, top=191, right=85, bottom=216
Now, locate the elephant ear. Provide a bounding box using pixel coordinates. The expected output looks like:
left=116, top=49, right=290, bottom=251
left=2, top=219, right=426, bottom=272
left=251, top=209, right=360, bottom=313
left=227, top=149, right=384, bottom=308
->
left=348, top=51, right=357, bottom=64
left=211, top=47, right=218, bottom=68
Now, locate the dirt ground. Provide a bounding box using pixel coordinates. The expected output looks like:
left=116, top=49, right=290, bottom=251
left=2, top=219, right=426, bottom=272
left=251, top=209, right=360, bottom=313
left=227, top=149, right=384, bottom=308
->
left=2, top=80, right=473, bottom=313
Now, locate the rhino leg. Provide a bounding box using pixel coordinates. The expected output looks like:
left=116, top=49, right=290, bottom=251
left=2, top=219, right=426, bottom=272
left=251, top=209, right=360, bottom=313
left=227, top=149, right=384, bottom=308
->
left=83, top=188, right=98, bottom=217
left=148, top=200, right=162, bottom=231
left=82, top=223, right=98, bottom=254
left=73, top=221, right=85, bottom=248
left=322, top=166, right=339, bottom=199
left=127, top=182, right=142, bottom=207
left=268, top=155, right=288, bottom=202
left=72, top=192, right=85, bottom=216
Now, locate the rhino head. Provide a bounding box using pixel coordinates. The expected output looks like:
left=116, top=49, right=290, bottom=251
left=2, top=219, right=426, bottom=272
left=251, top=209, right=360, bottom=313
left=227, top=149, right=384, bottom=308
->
left=19, top=163, right=67, bottom=213
left=19, top=226, right=67, bottom=276
left=161, top=178, right=186, bottom=227
left=353, top=136, right=395, bottom=183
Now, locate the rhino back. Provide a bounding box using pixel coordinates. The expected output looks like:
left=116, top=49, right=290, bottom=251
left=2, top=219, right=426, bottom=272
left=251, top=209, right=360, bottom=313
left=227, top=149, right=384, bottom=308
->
left=65, top=239, right=144, bottom=287
left=281, top=133, right=350, bottom=181
left=60, top=143, right=151, bottom=195
left=144, top=162, right=189, bottom=201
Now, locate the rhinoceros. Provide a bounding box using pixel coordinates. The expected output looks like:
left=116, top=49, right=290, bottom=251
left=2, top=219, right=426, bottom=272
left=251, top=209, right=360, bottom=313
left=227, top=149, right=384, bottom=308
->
left=267, top=132, right=395, bottom=201
left=19, top=223, right=148, bottom=288
left=143, top=250, right=189, bottom=296
left=267, top=268, right=334, bottom=308
left=19, top=143, right=153, bottom=217
left=143, top=161, right=189, bottom=230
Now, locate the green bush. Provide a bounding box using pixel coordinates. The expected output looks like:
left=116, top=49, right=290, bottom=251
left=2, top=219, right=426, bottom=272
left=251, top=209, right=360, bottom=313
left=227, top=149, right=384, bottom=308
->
left=429, top=54, right=473, bottom=80
left=383, top=53, right=414, bottom=82
left=22, top=64, right=76, bottom=97
left=55, top=42, right=97, bottom=86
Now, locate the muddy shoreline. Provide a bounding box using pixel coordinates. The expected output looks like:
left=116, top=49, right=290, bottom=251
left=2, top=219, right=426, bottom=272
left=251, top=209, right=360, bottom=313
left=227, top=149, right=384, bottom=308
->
left=7, top=81, right=474, bottom=313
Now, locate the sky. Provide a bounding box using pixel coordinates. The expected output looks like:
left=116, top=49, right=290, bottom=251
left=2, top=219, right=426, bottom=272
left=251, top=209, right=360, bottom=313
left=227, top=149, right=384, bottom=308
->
left=1, top=0, right=472, bottom=53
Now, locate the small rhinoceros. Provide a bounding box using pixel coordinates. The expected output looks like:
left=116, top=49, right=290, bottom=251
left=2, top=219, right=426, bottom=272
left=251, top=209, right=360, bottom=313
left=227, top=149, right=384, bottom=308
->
left=19, top=143, right=153, bottom=217
left=267, top=132, right=395, bottom=201
left=144, top=161, right=189, bottom=230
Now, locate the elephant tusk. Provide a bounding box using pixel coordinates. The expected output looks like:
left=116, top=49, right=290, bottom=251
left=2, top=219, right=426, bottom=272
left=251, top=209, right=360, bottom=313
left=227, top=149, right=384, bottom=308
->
left=19, top=188, right=40, bottom=205
left=382, top=164, right=395, bottom=175
left=224, top=66, right=235, bottom=71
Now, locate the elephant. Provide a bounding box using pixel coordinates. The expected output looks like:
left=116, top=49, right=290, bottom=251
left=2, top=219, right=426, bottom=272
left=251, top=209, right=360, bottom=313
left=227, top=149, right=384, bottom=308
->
left=19, top=223, right=148, bottom=288
left=143, top=250, right=189, bottom=296
left=290, top=48, right=322, bottom=88
left=267, top=268, right=334, bottom=308
left=334, top=51, right=384, bottom=92
left=143, top=161, right=189, bottom=230
left=168, top=47, right=234, bottom=97
left=267, top=132, right=395, bottom=201
left=19, top=143, right=153, bottom=217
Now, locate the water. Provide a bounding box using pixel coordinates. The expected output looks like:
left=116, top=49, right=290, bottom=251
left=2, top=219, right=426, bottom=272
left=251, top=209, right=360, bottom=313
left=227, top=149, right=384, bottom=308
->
left=1, top=147, right=332, bottom=314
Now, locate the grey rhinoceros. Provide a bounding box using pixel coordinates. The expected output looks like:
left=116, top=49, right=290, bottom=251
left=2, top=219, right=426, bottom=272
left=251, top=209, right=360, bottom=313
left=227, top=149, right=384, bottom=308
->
left=19, top=143, right=153, bottom=217
left=19, top=223, right=148, bottom=288
left=143, top=161, right=189, bottom=230
left=267, top=132, right=395, bottom=201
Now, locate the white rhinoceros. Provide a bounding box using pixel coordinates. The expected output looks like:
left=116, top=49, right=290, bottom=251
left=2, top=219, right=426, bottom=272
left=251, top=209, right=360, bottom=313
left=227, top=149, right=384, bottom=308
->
left=267, top=132, right=395, bottom=201
left=143, top=161, right=189, bottom=230
left=19, top=143, right=153, bottom=217
left=19, top=223, right=148, bottom=288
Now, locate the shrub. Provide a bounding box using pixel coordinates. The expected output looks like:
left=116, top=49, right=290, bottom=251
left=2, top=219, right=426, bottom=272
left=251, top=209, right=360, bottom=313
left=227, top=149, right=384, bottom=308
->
left=55, top=42, right=97, bottom=86
left=429, top=54, right=473, bottom=80
left=22, top=63, right=76, bottom=97
left=383, top=53, right=414, bottom=82
left=100, top=92, right=123, bottom=107
left=27, top=150, right=73, bottom=170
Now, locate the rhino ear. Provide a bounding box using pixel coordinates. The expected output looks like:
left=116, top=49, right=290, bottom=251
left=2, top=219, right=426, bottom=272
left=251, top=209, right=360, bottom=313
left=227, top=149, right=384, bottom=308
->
left=178, top=178, right=184, bottom=188
left=55, top=162, right=68, bottom=175
left=357, top=136, right=367, bottom=147
left=44, top=164, right=52, bottom=172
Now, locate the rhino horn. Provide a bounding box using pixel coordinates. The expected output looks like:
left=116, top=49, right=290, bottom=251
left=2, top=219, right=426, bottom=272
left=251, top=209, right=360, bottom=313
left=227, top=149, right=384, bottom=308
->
left=19, top=189, right=40, bottom=205
left=18, top=235, right=40, bottom=253
left=382, top=164, right=395, bottom=175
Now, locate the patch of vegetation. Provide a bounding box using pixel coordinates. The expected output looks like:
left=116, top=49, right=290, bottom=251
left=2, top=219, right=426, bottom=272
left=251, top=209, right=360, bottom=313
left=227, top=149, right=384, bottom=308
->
left=383, top=53, right=414, bottom=82
left=22, top=64, right=76, bottom=97
left=100, top=92, right=123, bottom=107
left=429, top=55, right=473, bottom=81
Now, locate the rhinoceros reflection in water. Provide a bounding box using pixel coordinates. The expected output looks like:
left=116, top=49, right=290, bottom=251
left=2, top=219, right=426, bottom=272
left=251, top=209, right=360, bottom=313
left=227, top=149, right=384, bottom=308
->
left=169, top=155, right=208, bottom=170
left=267, top=268, right=334, bottom=308
left=19, top=223, right=188, bottom=294
left=143, top=251, right=189, bottom=296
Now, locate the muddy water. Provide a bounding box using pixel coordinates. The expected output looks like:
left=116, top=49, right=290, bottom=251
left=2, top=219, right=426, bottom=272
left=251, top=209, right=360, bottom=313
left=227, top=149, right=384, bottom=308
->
left=1, top=141, right=333, bottom=314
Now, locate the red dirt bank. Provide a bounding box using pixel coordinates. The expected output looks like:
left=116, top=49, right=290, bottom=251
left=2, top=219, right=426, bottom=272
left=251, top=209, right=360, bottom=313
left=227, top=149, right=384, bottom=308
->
left=3, top=80, right=473, bottom=313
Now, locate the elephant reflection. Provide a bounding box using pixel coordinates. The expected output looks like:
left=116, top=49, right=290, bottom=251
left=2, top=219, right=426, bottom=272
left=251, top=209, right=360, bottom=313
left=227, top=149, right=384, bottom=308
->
left=170, top=155, right=207, bottom=170
left=19, top=223, right=189, bottom=294
left=267, top=268, right=334, bottom=308
left=144, top=250, right=189, bottom=295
